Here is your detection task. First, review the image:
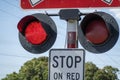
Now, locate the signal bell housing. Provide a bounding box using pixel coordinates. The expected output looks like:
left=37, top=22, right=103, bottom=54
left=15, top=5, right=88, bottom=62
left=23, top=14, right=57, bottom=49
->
left=17, top=13, right=57, bottom=54
left=78, top=12, right=119, bottom=53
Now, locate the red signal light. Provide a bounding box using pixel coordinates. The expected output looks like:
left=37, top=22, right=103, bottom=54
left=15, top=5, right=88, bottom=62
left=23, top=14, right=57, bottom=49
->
left=78, top=12, right=119, bottom=53
left=17, top=13, right=57, bottom=54
left=85, top=19, right=109, bottom=44
left=25, top=21, right=47, bottom=45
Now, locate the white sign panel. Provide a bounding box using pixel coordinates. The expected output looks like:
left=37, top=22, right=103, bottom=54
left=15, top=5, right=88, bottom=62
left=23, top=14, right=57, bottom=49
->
left=49, top=49, right=85, bottom=80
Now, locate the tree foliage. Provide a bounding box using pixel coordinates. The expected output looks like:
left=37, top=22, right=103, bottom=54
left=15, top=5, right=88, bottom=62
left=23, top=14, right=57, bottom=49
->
left=19, top=57, right=48, bottom=80
left=2, top=57, right=119, bottom=80
left=85, top=62, right=119, bottom=80
left=85, top=62, right=98, bottom=80
left=2, top=72, right=19, bottom=80
left=2, top=57, right=48, bottom=80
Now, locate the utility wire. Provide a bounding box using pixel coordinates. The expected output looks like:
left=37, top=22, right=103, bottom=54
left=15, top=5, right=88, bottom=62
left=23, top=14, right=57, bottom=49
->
left=0, top=53, right=34, bottom=59
left=105, top=53, right=120, bottom=67
left=2, top=0, right=20, bottom=9
left=1, top=0, right=28, bottom=17
left=0, top=8, right=20, bottom=18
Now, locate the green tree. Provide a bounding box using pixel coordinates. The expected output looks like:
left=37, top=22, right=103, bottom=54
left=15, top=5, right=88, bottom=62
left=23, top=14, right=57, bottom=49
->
left=2, top=72, right=20, bottom=80
left=19, top=57, right=48, bottom=80
left=2, top=56, right=48, bottom=80
left=2, top=58, right=119, bottom=80
left=93, top=66, right=119, bottom=80
left=103, top=66, right=119, bottom=80
left=93, top=69, right=109, bottom=80
left=85, top=62, right=119, bottom=80
left=85, top=62, right=98, bottom=80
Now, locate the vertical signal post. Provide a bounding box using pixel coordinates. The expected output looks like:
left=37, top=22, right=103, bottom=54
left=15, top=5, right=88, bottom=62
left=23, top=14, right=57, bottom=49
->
left=67, top=20, right=78, bottom=48
left=59, top=9, right=81, bottom=48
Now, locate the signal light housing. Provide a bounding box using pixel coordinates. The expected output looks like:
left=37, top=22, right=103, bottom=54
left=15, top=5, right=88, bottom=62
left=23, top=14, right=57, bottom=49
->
left=78, top=12, right=119, bottom=53
left=17, top=13, right=57, bottom=54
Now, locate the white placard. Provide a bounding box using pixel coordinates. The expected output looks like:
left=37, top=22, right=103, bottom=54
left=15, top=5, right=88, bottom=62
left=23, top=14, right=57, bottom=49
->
left=49, top=49, right=85, bottom=80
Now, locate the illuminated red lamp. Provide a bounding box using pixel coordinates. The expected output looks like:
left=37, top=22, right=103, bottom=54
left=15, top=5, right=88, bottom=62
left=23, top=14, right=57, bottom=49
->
left=17, top=13, right=57, bottom=54
left=78, top=12, right=119, bottom=53
left=25, top=21, right=47, bottom=45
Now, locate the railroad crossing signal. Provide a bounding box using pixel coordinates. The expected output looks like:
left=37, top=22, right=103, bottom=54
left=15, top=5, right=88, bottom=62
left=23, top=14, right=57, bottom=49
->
left=78, top=11, right=119, bottom=53
left=17, top=13, right=57, bottom=54
left=17, top=9, right=119, bottom=54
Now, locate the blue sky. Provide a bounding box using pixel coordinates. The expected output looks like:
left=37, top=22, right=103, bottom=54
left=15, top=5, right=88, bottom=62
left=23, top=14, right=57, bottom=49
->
left=0, top=0, right=120, bottom=79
